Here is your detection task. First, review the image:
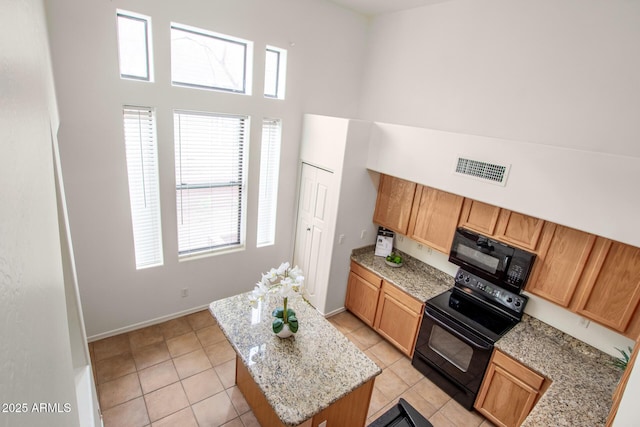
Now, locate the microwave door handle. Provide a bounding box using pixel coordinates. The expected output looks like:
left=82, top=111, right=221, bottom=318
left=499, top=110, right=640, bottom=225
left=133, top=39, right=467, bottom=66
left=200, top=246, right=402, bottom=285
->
left=504, top=255, right=511, bottom=269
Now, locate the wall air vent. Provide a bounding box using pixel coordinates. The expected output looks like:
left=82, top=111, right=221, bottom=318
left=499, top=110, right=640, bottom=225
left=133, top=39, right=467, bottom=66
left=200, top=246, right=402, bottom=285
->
left=454, top=156, right=510, bottom=186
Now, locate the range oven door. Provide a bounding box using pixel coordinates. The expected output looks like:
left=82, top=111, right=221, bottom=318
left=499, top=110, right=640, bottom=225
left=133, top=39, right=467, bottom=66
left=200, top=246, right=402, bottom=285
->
left=411, top=306, right=493, bottom=409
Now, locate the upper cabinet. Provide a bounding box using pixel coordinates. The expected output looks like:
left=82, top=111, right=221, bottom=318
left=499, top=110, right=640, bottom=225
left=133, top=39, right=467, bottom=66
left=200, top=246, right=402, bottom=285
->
left=372, top=175, right=416, bottom=235
left=572, top=238, right=640, bottom=333
left=493, top=210, right=545, bottom=251
left=459, top=199, right=502, bottom=236
left=526, top=223, right=596, bottom=307
left=408, top=186, right=464, bottom=254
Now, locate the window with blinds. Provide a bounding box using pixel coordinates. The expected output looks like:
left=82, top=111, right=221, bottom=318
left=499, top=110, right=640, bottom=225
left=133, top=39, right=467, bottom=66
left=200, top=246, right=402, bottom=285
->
left=264, top=46, right=287, bottom=99
left=257, top=119, right=282, bottom=247
left=116, top=10, right=152, bottom=81
left=122, top=107, right=163, bottom=269
left=174, top=111, right=248, bottom=256
left=171, top=23, right=252, bottom=94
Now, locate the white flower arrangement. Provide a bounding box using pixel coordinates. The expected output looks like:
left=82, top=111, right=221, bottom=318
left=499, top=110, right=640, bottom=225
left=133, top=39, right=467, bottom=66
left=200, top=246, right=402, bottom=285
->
left=249, top=262, right=305, bottom=335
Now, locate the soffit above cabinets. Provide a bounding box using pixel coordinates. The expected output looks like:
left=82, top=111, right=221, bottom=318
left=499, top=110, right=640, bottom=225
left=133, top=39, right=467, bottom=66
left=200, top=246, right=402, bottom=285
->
left=328, top=0, right=452, bottom=16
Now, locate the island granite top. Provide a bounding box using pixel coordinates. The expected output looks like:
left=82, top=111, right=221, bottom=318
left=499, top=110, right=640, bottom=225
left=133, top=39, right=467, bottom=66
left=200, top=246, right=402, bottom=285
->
left=209, top=292, right=381, bottom=427
left=351, top=245, right=623, bottom=427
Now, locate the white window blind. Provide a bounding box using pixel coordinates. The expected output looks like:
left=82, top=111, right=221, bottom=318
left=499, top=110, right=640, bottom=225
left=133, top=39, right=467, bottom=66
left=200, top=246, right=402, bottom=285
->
left=174, top=111, right=247, bottom=255
left=257, top=118, right=282, bottom=247
left=122, top=107, right=163, bottom=269
left=116, top=11, right=152, bottom=81
left=171, top=24, right=251, bottom=94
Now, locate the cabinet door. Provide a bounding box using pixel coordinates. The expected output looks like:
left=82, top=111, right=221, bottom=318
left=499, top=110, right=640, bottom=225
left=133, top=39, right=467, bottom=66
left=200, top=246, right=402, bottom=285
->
left=345, top=262, right=382, bottom=327
left=494, top=210, right=544, bottom=251
left=573, top=238, right=640, bottom=332
left=372, top=174, right=416, bottom=235
left=475, top=351, right=545, bottom=427
left=408, top=186, right=464, bottom=254
left=526, top=223, right=596, bottom=307
left=459, top=199, right=502, bottom=236
left=374, top=281, right=423, bottom=357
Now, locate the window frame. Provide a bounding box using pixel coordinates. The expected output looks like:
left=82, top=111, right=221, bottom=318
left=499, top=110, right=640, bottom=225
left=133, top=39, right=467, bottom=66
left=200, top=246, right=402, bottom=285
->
left=173, top=110, right=249, bottom=258
left=170, top=23, right=253, bottom=95
left=116, top=10, right=153, bottom=82
left=256, top=118, right=282, bottom=247
left=264, top=45, right=287, bottom=99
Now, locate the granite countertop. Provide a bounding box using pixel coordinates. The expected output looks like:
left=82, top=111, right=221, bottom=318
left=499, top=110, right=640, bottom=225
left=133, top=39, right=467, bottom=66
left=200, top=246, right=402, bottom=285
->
left=351, top=246, right=452, bottom=302
left=209, top=292, right=381, bottom=427
left=351, top=246, right=623, bottom=427
left=497, top=315, right=622, bottom=427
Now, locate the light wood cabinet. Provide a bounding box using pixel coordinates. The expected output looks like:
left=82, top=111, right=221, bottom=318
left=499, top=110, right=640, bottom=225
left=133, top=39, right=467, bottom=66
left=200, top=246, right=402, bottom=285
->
left=408, top=186, right=464, bottom=254
left=345, top=261, right=424, bottom=357
left=526, top=223, right=596, bottom=307
left=345, top=261, right=382, bottom=327
left=458, top=199, right=502, bottom=236
left=475, top=350, right=549, bottom=427
left=572, top=238, right=640, bottom=333
left=372, top=174, right=417, bottom=234
left=374, top=281, right=424, bottom=357
left=494, top=210, right=544, bottom=251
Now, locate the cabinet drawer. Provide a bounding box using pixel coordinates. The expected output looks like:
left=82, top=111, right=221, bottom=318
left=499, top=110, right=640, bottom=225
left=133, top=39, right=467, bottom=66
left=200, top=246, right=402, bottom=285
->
left=492, top=350, right=544, bottom=391
left=381, top=281, right=423, bottom=314
left=350, top=261, right=382, bottom=288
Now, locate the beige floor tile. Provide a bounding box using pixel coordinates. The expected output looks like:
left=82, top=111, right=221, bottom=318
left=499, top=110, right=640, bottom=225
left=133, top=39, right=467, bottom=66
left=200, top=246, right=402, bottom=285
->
left=480, top=419, right=496, bottom=427
left=350, top=324, right=383, bottom=348
left=399, top=388, right=439, bottom=419
left=226, top=385, right=250, bottom=415
left=129, top=324, right=164, bottom=351
left=191, top=391, right=238, bottom=426
left=369, top=340, right=404, bottom=367
left=138, top=359, right=179, bottom=394
left=239, top=411, right=261, bottom=427
left=429, top=410, right=458, bottom=427
left=369, top=399, right=399, bottom=424
left=412, top=377, right=451, bottom=410
left=166, top=331, right=202, bottom=358
left=364, top=349, right=385, bottom=369
left=204, top=339, right=236, bottom=367
left=221, top=418, right=245, bottom=427
left=182, top=368, right=225, bottom=404
left=159, top=317, right=193, bottom=340
left=367, top=386, right=393, bottom=419
left=96, top=353, right=137, bottom=384
left=374, top=368, right=410, bottom=400
left=196, top=324, right=227, bottom=347
left=144, top=382, right=190, bottom=422
left=173, top=348, right=212, bottom=379
left=437, top=399, right=484, bottom=427
left=102, top=396, right=150, bottom=427
left=93, top=334, right=132, bottom=362
left=132, top=341, right=171, bottom=371
left=389, top=357, right=425, bottom=386
left=151, top=407, right=198, bottom=427
left=98, top=372, right=142, bottom=410
left=187, top=310, right=216, bottom=330
left=328, top=310, right=366, bottom=333
left=215, top=358, right=237, bottom=389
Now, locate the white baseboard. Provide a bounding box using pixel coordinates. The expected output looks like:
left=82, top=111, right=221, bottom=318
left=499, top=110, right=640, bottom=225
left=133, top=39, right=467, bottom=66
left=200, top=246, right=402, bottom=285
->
left=87, top=304, right=210, bottom=342
left=323, top=306, right=346, bottom=318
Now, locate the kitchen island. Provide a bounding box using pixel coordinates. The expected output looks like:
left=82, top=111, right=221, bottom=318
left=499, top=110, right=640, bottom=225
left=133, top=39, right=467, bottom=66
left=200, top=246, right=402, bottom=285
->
left=209, top=292, right=381, bottom=427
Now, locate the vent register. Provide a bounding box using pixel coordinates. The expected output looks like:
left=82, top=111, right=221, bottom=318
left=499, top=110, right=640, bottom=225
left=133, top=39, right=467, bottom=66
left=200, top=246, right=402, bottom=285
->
left=454, top=157, right=510, bottom=186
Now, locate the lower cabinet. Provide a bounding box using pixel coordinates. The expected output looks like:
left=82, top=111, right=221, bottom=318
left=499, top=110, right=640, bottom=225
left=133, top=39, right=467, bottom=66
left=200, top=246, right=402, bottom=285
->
left=374, top=281, right=424, bottom=357
left=475, top=350, right=549, bottom=427
left=345, top=261, right=424, bottom=357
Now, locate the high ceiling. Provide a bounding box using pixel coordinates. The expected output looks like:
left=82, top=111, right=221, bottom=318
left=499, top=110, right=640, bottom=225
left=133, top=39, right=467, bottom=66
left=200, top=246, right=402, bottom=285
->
left=329, top=0, right=451, bottom=16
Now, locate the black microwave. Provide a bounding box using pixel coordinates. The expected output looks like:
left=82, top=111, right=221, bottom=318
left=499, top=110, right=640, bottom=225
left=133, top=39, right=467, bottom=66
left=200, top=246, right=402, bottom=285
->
left=449, top=227, right=536, bottom=293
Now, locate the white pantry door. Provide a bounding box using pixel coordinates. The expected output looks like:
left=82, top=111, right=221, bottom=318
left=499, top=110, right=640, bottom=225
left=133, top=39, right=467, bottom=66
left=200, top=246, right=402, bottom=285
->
left=294, top=163, right=334, bottom=312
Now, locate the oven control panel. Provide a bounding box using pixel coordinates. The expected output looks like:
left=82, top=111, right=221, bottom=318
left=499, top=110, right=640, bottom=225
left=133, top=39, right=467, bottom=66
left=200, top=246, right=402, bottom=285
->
left=455, top=270, right=526, bottom=314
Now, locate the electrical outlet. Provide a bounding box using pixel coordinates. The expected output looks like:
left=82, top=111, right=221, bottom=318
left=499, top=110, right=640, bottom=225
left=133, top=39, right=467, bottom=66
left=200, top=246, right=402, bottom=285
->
left=578, top=317, right=590, bottom=328
left=360, top=229, right=367, bottom=239
left=397, top=235, right=404, bottom=242
left=181, top=288, right=188, bottom=298
left=417, top=244, right=423, bottom=251
left=338, top=234, right=345, bottom=244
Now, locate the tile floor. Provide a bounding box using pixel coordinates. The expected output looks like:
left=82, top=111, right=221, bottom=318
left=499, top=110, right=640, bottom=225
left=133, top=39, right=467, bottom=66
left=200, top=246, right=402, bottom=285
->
left=89, top=309, right=494, bottom=427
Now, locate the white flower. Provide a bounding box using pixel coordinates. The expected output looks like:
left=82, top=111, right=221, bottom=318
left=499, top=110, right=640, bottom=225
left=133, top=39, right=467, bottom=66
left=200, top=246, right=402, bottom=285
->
left=248, top=262, right=305, bottom=305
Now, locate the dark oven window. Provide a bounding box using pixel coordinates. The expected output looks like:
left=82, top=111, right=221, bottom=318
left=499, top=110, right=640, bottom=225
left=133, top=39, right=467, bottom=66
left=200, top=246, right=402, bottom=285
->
left=428, top=325, right=474, bottom=372
left=455, top=244, right=500, bottom=274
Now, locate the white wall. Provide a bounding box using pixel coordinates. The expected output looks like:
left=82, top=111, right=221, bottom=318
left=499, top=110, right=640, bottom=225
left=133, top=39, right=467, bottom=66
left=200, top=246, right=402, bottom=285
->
left=0, top=0, right=85, bottom=425
left=359, top=0, right=640, bottom=158
left=46, top=0, right=369, bottom=337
